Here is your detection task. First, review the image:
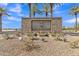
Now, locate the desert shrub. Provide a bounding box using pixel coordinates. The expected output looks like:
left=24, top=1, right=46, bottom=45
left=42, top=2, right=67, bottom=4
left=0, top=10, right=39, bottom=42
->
left=45, top=33, right=49, bottom=37
left=54, top=33, right=68, bottom=42
left=51, top=34, right=56, bottom=37
left=34, top=33, right=38, bottom=36
left=0, top=34, right=7, bottom=40
left=42, top=38, right=48, bottom=42
left=23, top=42, right=41, bottom=51
left=27, top=32, right=33, bottom=37
left=16, top=32, right=22, bottom=37
left=31, top=37, right=40, bottom=40
left=33, top=32, right=39, bottom=37
left=22, top=36, right=41, bottom=52
left=54, top=34, right=60, bottom=40
left=70, top=41, right=78, bottom=48
left=39, top=32, right=50, bottom=37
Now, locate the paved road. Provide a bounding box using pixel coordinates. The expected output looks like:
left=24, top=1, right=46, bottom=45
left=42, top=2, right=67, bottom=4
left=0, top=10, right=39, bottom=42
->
left=64, top=32, right=79, bottom=36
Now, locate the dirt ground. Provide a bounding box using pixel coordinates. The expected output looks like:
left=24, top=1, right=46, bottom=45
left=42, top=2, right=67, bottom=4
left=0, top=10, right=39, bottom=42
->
left=0, top=35, right=79, bottom=56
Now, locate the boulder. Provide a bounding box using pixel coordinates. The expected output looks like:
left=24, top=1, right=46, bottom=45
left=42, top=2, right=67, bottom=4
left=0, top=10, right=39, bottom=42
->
left=0, top=34, right=7, bottom=40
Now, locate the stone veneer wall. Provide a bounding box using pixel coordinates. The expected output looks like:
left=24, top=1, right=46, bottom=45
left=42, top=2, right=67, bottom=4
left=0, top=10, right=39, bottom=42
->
left=22, top=19, right=31, bottom=33
left=51, top=18, right=62, bottom=33
left=22, top=17, right=62, bottom=33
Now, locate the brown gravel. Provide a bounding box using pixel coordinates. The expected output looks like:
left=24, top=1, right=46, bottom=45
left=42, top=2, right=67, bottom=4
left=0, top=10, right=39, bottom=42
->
left=0, top=36, right=79, bottom=56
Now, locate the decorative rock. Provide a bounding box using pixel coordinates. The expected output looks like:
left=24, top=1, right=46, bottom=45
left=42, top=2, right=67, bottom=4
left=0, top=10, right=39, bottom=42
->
left=0, top=34, right=8, bottom=40
left=22, top=36, right=32, bottom=43
left=42, top=38, right=48, bottom=42
left=18, top=37, right=22, bottom=41
left=31, top=37, right=40, bottom=40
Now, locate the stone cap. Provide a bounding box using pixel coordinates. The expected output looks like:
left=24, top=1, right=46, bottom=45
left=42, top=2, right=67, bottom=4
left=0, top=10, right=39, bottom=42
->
left=22, top=17, right=62, bottom=20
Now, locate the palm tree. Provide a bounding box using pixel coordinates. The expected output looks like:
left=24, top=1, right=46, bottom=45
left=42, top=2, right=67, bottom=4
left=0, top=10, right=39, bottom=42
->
left=0, top=7, right=10, bottom=32
left=32, top=4, right=43, bottom=17
left=28, top=3, right=31, bottom=17
left=28, top=3, right=36, bottom=17
left=50, top=3, right=53, bottom=17
left=31, top=4, right=37, bottom=17
left=28, top=3, right=42, bottom=18
left=0, top=8, right=3, bottom=32
left=43, top=3, right=62, bottom=18
left=69, top=6, right=79, bottom=32
left=43, top=3, right=49, bottom=17
left=0, top=8, right=6, bottom=32
left=28, top=3, right=62, bottom=18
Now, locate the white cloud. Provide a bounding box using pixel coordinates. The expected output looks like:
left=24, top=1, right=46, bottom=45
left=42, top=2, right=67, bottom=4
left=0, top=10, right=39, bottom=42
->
left=63, top=18, right=79, bottom=24
left=7, top=16, right=14, bottom=20
left=2, top=21, right=11, bottom=25
left=9, top=4, right=21, bottom=13
left=2, top=3, right=8, bottom=6
left=7, top=16, right=21, bottom=21
left=54, top=9, right=69, bottom=14
left=0, top=3, right=8, bottom=7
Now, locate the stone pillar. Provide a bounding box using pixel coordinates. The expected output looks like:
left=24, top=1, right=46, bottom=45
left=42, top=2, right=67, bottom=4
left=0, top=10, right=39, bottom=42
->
left=22, top=19, right=31, bottom=33
left=51, top=18, right=54, bottom=32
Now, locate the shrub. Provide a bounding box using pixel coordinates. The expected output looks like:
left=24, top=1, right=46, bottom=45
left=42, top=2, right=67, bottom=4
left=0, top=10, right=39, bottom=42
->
left=22, top=36, right=41, bottom=52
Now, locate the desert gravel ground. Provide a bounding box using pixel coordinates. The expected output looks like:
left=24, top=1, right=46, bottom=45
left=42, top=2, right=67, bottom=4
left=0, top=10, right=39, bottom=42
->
left=0, top=36, right=79, bottom=56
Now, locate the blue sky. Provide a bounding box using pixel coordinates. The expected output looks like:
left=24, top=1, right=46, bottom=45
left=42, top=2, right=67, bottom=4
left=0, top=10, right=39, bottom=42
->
left=1, top=3, right=79, bottom=29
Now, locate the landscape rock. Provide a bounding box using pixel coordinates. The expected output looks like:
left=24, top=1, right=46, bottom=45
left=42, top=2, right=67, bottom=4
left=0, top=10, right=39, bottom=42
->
left=0, top=34, right=7, bottom=40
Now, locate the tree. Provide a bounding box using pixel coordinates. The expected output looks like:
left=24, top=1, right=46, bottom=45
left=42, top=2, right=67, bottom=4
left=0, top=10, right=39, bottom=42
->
left=28, top=3, right=42, bottom=18
left=31, top=4, right=37, bottom=17
left=0, top=8, right=9, bottom=32
left=43, top=3, right=62, bottom=18
left=28, top=3, right=62, bottom=18
left=0, top=4, right=10, bottom=33
left=43, top=3, right=49, bottom=17
left=69, top=6, right=79, bottom=32
left=28, top=3, right=31, bottom=17
left=50, top=3, right=53, bottom=17
left=0, top=8, right=3, bottom=32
